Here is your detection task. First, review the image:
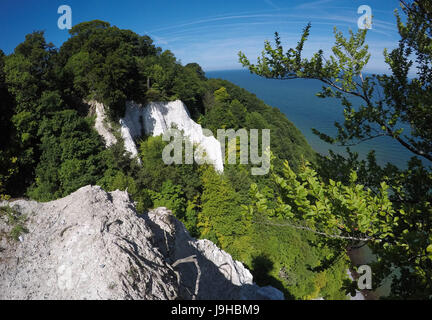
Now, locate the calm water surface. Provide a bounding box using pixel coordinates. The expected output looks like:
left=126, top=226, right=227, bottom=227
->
left=207, top=70, right=427, bottom=169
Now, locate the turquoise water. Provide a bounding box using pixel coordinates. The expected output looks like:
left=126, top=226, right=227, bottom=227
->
left=207, top=70, right=424, bottom=169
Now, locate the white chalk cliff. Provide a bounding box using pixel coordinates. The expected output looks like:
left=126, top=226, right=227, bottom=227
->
left=90, top=100, right=118, bottom=147
left=93, top=100, right=223, bottom=172
left=120, top=100, right=224, bottom=172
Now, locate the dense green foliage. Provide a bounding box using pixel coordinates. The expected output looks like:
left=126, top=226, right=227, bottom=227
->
left=0, top=19, right=362, bottom=299
left=239, top=0, right=432, bottom=298
left=27, top=110, right=106, bottom=201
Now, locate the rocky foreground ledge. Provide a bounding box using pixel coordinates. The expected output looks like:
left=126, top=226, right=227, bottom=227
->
left=0, top=186, right=283, bottom=300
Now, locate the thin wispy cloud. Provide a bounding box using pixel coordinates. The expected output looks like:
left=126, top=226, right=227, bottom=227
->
left=294, top=0, right=336, bottom=10
left=148, top=14, right=287, bottom=33
left=264, top=0, right=280, bottom=10
left=145, top=0, right=400, bottom=72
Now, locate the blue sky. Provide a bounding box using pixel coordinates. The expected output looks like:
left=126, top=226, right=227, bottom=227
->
left=1, top=0, right=403, bottom=72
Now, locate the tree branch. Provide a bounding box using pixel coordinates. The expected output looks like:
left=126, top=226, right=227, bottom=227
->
left=255, top=219, right=377, bottom=242
left=338, top=133, right=388, bottom=147
left=381, top=122, right=432, bottom=161
left=172, top=255, right=201, bottom=300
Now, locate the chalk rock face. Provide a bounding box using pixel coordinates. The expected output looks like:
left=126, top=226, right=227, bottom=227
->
left=90, top=100, right=118, bottom=147
left=0, top=186, right=283, bottom=300
left=120, top=100, right=224, bottom=172
left=147, top=207, right=284, bottom=300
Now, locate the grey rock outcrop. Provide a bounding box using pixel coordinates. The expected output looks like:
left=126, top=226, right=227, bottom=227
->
left=0, top=186, right=283, bottom=300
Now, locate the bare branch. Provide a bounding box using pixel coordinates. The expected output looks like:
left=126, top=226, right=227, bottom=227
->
left=255, top=220, right=377, bottom=242
left=172, top=255, right=201, bottom=300
left=381, top=122, right=432, bottom=161
left=338, top=133, right=388, bottom=147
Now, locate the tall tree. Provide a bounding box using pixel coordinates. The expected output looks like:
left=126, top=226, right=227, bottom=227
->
left=3, top=32, right=58, bottom=193
left=239, top=0, right=432, bottom=298
left=199, top=166, right=247, bottom=251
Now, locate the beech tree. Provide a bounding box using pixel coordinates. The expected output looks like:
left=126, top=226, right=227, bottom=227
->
left=239, top=0, right=432, bottom=298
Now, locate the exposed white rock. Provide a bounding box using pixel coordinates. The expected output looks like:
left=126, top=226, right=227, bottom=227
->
left=121, top=100, right=224, bottom=172
left=119, top=117, right=141, bottom=162
left=147, top=207, right=284, bottom=300
left=0, top=186, right=283, bottom=300
left=90, top=100, right=118, bottom=147
left=92, top=100, right=224, bottom=172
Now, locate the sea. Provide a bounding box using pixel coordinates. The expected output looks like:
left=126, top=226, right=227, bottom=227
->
left=207, top=69, right=408, bottom=298
left=207, top=69, right=428, bottom=169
